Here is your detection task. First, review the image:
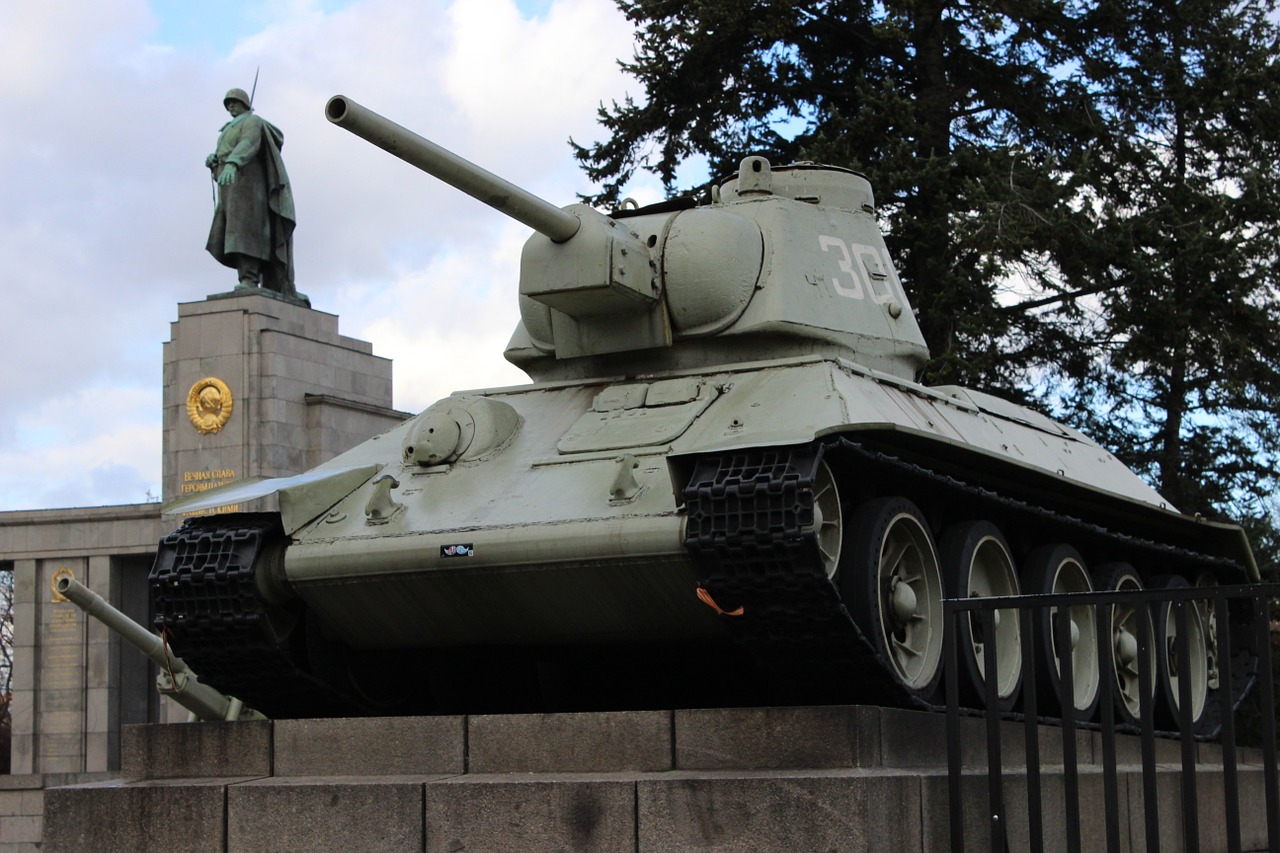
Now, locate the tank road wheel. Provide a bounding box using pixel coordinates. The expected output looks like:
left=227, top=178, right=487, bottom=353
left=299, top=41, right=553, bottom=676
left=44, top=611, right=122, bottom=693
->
left=845, top=497, right=944, bottom=699
left=1194, top=573, right=1222, bottom=690
left=812, top=459, right=843, bottom=580
left=1100, top=565, right=1156, bottom=725
left=1024, top=544, right=1100, bottom=719
left=1156, top=576, right=1209, bottom=729
left=940, top=521, right=1022, bottom=710
left=1194, top=572, right=1224, bottom=726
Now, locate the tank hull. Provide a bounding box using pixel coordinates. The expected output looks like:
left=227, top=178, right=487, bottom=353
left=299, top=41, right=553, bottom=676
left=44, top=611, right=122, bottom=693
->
left=283, top=355, right=1254, bottom=641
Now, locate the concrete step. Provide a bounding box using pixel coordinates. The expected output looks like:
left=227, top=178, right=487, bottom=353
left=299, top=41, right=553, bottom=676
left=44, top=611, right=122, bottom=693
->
left=40, top=705, right=1273, bottom=853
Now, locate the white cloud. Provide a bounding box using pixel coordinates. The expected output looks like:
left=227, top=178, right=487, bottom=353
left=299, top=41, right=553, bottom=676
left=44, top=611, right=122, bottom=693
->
left=0, top=0, right=640, bottom=510
left=0, top=386, right=160, bottom=509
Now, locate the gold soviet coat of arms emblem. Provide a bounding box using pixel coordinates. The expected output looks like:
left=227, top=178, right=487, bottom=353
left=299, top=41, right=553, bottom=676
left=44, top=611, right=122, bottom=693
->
left=186, top=377, right=234, bottom=434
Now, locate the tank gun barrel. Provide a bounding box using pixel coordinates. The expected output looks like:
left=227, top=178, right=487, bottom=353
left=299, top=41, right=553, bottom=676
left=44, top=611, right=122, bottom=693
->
left=55, top=575, right=257, bottom=721
left=325, top=95, right=581, bottom=243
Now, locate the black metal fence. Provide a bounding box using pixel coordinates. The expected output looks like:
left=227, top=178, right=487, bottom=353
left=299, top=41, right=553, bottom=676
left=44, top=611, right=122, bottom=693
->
left=944, top=582, right=1280, bottom=853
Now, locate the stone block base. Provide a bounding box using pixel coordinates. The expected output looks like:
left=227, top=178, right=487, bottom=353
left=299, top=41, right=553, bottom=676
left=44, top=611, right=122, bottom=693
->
left=37, top=704, right=1273, bottom=853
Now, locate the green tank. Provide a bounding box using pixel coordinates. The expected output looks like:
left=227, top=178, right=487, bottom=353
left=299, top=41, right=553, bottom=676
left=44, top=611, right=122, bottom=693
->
left=151, top=95, right=1260, bottom=727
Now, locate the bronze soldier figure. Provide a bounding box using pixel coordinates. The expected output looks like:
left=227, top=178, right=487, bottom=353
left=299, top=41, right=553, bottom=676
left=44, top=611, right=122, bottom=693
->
left=205, top=88, right=305, bottom=304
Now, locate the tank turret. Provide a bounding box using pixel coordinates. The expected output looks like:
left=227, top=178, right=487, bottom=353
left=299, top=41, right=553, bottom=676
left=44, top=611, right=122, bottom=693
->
left=150, top=97, right=1260, bottom=732
left=325, top=96, right=928, bottom=381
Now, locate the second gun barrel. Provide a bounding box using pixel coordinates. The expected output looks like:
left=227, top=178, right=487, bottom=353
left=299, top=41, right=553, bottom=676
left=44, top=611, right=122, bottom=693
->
left=326, top=95, right=581, bottom=243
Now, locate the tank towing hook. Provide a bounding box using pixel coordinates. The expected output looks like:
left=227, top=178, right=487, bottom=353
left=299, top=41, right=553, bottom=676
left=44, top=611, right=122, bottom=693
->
left=54, top=575, right=265, bottom=722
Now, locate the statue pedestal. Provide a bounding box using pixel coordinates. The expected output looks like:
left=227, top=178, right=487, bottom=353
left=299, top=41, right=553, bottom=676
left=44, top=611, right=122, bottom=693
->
left=162, top=292, right=405, bottom=504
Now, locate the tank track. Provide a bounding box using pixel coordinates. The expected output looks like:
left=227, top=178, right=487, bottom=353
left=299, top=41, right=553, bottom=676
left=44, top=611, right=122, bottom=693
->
left=683, top=443, right=919, bottom=707
left=683, top=437, right=1258, bottom=728
left=150, top=514, right=362, bottom=718
left=148, top=442, right=1256, bottom=725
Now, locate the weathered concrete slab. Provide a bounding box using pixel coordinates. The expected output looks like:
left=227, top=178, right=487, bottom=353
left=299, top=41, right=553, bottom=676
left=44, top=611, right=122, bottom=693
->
left=0, top=774, right=46, bottom=852
left=38, top=705, right=1274, bottom=853
left=674, top=705, right=881, bottom=770
left=921, top=767, right=1132, bottom=853
left=424, top=774, right=637, bottom=853
left=1094, top=726, right=1186, bottom=767
left=42, top=778, right=246, bottom=853
left=1120, top=763, right=1272, bottom=853
left=468, top=710, right=671, bottom=773
left=636, top=769, right=921, bottom=853
left=1009, top=768, right=1127, bottom=853
left=121, top=720, right=271, bottom=780
left=228, top=776, right=435, bottom=853
left=919, top=770, right=989, bottom=853
left=273, top=715, right=465, bottom=776
left=1230, top=765, right=1274, bottom=852
left=885, top=707, right=1095, bottom=769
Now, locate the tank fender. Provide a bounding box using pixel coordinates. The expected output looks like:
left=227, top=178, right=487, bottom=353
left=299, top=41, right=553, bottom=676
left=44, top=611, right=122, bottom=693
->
left=161, top=463, right=383, bottom=534
left=667, top=358, right=1168, bottom=511
left=663, top=359, right=1259, bottom=576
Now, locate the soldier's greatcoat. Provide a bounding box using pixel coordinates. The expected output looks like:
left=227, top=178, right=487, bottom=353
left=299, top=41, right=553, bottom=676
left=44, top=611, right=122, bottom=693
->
left=206, top=112, right=297, bottom=296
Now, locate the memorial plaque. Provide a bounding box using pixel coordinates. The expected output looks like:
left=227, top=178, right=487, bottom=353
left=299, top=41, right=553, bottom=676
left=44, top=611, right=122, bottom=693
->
left=38, top=563, right=87, bottom=773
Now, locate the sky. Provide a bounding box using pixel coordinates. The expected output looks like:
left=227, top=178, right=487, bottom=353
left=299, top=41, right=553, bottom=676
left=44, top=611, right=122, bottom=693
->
left=0, top=0, right=675, bottom=511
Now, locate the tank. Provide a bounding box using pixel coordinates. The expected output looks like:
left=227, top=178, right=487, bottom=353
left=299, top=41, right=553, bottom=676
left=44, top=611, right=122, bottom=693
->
left=151, top=95, right=1261, bottom=727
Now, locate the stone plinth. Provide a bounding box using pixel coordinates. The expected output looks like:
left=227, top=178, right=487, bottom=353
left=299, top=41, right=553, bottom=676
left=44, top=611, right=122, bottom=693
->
left=162, top=292, right=406, bottom=504
left=271, top=716, right=465, bottom=776
left=467, top=710, right=671, bottom=773
left=37, top=705, right=1274, bottom=853
left=42, top=778, right=240, bottom=853
left=121, top=720, right=271, bottom=781
left=424, top=775, right=637, bottom=853
left=229, top=776, right=434, bottom=853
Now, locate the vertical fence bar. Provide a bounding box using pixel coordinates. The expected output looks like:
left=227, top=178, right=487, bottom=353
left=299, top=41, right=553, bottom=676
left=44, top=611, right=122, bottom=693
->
left=1054, top=602, right=1081, bottom=853
left=1175, top=601, right=1199, bottom=853
left=1137, top=602, right=1161, bottom=853
left=981, top=608, right=1004, bottom=852
left=1020, top=606, right=1044, bottom=853
left=1214, top=595, right=1241, bottom=853
left=1095, top=601, right=1121, bottom=852
left=946, top=599, right=966, bottom=853
left=1254, top=596, right=1279, bottom=851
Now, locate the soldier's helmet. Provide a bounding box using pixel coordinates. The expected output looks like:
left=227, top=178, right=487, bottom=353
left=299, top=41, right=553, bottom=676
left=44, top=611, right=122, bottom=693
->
left=224, top=88, right=252, bottom=110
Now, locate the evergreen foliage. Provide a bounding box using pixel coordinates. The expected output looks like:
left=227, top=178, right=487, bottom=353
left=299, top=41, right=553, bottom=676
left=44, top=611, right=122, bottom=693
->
left=1051, top=0, right=1280, bottom=571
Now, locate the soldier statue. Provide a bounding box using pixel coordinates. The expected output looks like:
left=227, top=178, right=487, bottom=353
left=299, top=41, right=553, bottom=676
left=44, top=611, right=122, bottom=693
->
left=205, top=87, right=306, bottom=305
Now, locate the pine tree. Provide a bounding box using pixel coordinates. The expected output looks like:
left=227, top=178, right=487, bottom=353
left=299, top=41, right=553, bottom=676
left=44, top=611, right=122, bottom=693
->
left=1051, top=0, right=1280, bottom=569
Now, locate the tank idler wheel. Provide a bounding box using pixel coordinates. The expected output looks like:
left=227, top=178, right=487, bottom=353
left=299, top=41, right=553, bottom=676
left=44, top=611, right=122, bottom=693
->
left=250, top=534, right=302, bottom=648
left=845, top=497, right=944, bottom=699
left=1156, top=576, right=1209, bottom=729
left=811, top=459, right=843, bottom=580
left=940, top=520, right=1022, bottom=710
left=1024, top=544, right=1100, bottom=720
left=1099, top=564, right=1156, bottom=725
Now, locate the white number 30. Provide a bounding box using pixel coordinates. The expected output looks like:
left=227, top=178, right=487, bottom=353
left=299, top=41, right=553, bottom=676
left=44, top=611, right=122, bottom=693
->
left=818, top=236, right=898, bottom=304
